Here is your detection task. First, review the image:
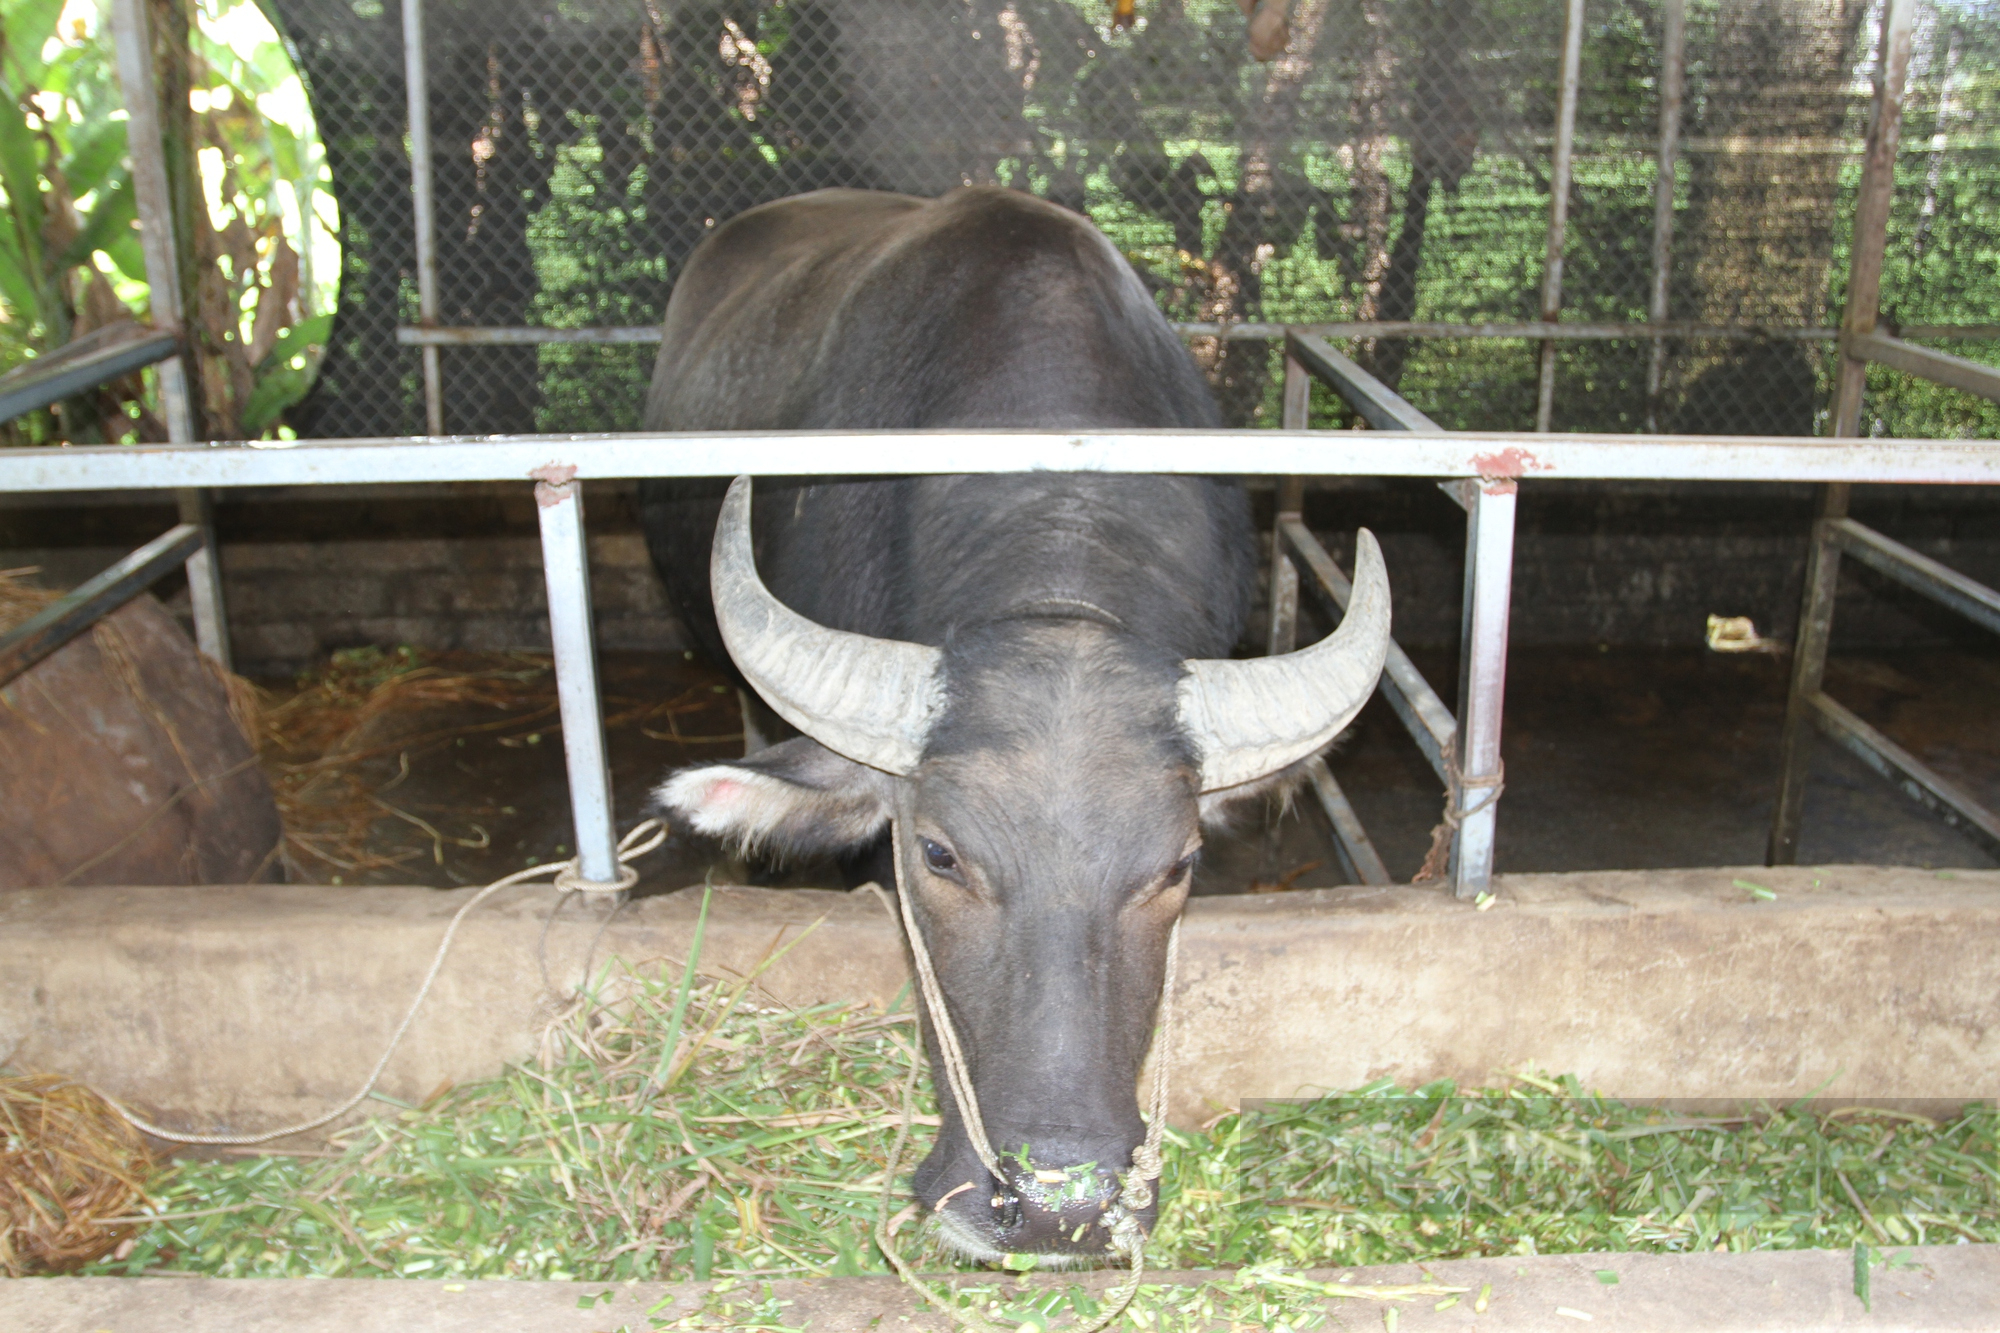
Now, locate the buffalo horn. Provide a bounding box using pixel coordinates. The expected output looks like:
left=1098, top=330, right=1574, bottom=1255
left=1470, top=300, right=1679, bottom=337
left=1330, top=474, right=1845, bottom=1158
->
left=710, top=476, right=945, bottom=775
left=1177, top=529, right=1392, bottom=792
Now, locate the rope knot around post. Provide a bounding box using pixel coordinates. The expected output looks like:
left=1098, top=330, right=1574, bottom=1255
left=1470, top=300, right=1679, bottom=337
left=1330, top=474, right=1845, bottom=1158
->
left=553, top=860, right=641, bottom=895
left=1413, top=736, right=1506, bottom=885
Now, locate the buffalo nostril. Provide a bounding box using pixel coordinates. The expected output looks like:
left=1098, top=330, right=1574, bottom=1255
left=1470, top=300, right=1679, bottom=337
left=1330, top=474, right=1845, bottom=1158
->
left=990, top=1192, right=1023, bottom=1230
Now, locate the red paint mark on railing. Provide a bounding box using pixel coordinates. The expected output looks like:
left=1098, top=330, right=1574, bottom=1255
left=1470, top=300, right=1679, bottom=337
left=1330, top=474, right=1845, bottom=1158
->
left=530, top=462, right=578, bottom=507
left=1469, top=446, right=1552, bottom=480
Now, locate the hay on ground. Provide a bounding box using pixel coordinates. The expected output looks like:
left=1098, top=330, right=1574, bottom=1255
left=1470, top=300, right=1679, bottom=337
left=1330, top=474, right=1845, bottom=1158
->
left=0, top=1074, right=153, bottom=1276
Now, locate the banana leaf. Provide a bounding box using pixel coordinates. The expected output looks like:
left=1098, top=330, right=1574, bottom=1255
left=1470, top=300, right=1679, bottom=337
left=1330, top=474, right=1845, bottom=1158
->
left=54, top=169, right=134, bottom=270
left=1, top=0, right=62, bottom=91
left=238, top=310, right=332, bottom=435
left=61, top=112, right=126, bottom=196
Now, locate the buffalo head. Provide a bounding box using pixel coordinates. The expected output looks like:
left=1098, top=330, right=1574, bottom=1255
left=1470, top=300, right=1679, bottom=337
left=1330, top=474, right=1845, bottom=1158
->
left=657, top=476, right=1390, bottom=1259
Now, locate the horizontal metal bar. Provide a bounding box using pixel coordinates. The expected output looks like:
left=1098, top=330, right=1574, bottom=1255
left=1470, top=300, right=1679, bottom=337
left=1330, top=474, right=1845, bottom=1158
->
left=1280, top=516, right=1457, bottom=783
left=398, top=325, right=664, bottom=345
left=1285, top=332, right=1445, bottom=433
left=1810, top=691, right=2000, bottom=861
left=1305, top=757, right=1393, bottom=886
left=0, top=325, right=179, bottom=423
left=404, top=321, right=2000, bottom=346
left=3, top=431, right=1999, bottom=493
left=0, top=523, right=204, bottom=688
left=1900, top=326, right=2000, bottom=341
left=1828, top=517, right=2000, bottom=637
left=1849, top=330, right=2000, bottom=403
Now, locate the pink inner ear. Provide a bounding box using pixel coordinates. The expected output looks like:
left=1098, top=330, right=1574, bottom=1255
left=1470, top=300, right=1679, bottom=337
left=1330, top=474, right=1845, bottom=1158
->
left=701, top=777, right=745, bottom=810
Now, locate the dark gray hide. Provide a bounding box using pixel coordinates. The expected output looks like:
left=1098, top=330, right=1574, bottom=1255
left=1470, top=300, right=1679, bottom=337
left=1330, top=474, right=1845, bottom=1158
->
left=640, top=187, right=1259, bottom=1259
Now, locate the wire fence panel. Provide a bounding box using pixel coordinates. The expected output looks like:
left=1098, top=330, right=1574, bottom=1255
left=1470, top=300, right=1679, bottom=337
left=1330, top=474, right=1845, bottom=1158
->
left=265, top=0, right=2000, bottom=441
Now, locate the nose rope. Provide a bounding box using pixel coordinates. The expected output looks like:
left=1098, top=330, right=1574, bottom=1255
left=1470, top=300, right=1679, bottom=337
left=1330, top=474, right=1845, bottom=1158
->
left=873, top=814, right=1181, bottom=1333
left=887, top=813, right=1003, bottom=1179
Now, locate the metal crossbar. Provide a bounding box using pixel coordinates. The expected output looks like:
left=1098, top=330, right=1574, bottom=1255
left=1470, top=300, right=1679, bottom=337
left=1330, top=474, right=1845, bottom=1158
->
left=7, top=431, right=1999, bottom=493
left=1848, top=330, right=2000, bottom=405
left=392, top=321, right=2000, bottom=350
left=0, top=523, right=204, bottom=688
left=0, top=324, right=178, bottom=425
left=12, top=420, right=2000, bottom=896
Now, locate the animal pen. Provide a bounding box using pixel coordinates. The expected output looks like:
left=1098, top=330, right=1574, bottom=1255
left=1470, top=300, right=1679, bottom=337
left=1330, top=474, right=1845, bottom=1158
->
left=6, top=0, right=1997, bottom=893
left=6, top=0, right=2000, bottom=1316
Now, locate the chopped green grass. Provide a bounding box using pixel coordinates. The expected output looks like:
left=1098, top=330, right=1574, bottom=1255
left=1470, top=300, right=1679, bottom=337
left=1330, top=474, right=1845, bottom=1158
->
left=77, top=965, right=2000, bottom=1291
left=1212, top=1076, right=2000, bottom=1268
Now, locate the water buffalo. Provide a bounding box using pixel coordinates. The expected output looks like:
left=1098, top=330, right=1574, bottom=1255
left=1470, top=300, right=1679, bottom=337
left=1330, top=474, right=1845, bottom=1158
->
left=639, top=187, right=1390, bottom=1258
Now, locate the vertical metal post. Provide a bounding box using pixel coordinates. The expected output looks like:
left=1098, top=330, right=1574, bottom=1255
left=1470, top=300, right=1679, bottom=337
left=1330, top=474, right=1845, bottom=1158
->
left=176, top=489, right=231, bottom=669
left=535, top=470, right=620, bottom=885
left=1644, top=0, right=1686, bottom=433
left=1451, top=479, right=1517, bottom=897
left=1264, top=354, right=1308, bottom=867
left=1281, top=348, right=1312, bottom=432
left=403, top=0, right=444, bottom=435
left=1831, top=0, right=1916, bottom=439
left=109, top=0, right=195, bottom=445
left=111, top=0, right=229, bottom=665
left=1536, top=0, right=1585, bottom=433
left=1768, top=0, right=1913, bottom=864
left=1271, top=352, right=1308, bottom=657
left=1768, top=485, right=1849, bottom=865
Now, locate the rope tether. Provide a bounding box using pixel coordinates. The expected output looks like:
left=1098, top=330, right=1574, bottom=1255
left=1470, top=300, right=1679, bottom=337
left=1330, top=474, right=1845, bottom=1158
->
left=872, top=812, right=1180, bottom=1333
left=103, top=819, right=668, bottom=1147
left=1412, top=735, right=1506, bottom=885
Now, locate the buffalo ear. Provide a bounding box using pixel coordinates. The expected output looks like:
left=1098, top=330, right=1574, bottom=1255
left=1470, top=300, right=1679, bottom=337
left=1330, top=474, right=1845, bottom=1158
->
left=654, top=736, right=895, bottom=858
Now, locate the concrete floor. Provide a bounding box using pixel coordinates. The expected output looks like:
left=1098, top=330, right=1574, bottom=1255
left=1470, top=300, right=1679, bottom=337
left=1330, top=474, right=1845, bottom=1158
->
left=11, top=1246, right=1998, bottom=1331
left=1321, top=645, right=2000, bottom=884
left=290, top=646, right=1999, bottom=893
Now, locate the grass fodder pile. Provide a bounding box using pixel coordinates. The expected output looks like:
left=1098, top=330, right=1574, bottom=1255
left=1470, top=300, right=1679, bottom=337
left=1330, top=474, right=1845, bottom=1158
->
left=74, top=996, right=2000, bottom=1287
left=256, top=644, right=737, bottom=882
left=0, top=1074, right=153, bottom=1276
left=81, top=941, right=959, bottom=1283
left=1223, top=1074, right=2000, bottom=1267
left=0, top=565, right=60, bottom=630
left=259, top=645, right=556, bottom=880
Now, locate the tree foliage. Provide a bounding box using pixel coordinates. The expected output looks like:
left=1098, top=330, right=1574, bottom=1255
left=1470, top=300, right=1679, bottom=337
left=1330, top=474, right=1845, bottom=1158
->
left=0, top=0, right=337, bottom=445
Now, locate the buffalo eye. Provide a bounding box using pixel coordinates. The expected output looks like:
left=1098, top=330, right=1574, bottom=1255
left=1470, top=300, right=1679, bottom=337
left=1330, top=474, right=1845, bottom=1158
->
left=1163, top=852, right=1196, bottom=889
left=920, top=837, right=959, bottom=877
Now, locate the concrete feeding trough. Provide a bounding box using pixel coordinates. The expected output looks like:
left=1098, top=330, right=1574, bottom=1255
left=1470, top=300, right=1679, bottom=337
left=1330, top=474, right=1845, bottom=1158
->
left=7, top=863, right=2000, bottom=1328
left=7, top=864, right=1998, bottom=1138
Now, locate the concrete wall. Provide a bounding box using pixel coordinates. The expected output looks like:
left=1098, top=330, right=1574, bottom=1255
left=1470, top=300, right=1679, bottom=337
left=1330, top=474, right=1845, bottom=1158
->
left=5, top=865, right=1994, bottom=1142
left=1290, top=479, right=2000, bottom=651
left=2, top=482, right=688, bottom=677
left=7, top=480, right=1993, bottom=678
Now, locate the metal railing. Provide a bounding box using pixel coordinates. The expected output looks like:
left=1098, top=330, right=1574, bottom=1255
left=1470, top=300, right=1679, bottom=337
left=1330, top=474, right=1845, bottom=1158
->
left=9, top=426, right=1999, bottom=897
left=32, top=0, right=1988, bottom=896
left=1767, top=0, right=2000, bottom=868
left=1270, top=333, right=1508, bottom=897
left=0, top=323, right=178, bottom=425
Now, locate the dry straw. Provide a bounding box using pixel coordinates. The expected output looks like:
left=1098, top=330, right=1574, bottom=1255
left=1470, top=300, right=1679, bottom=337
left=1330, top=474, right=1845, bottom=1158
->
left=0, top=1074, right=153, bottom=1276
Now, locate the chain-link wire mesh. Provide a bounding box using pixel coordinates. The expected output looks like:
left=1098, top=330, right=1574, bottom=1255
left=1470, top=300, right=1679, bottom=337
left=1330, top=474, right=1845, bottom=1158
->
left=266, top=0, right=2000, bottom=441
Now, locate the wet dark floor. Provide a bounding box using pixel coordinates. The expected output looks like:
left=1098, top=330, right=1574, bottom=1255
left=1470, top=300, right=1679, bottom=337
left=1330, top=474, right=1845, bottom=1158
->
left=282, top=645, right=1998, bottom=894
left=1323, top=646, right=2000, bottom=884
